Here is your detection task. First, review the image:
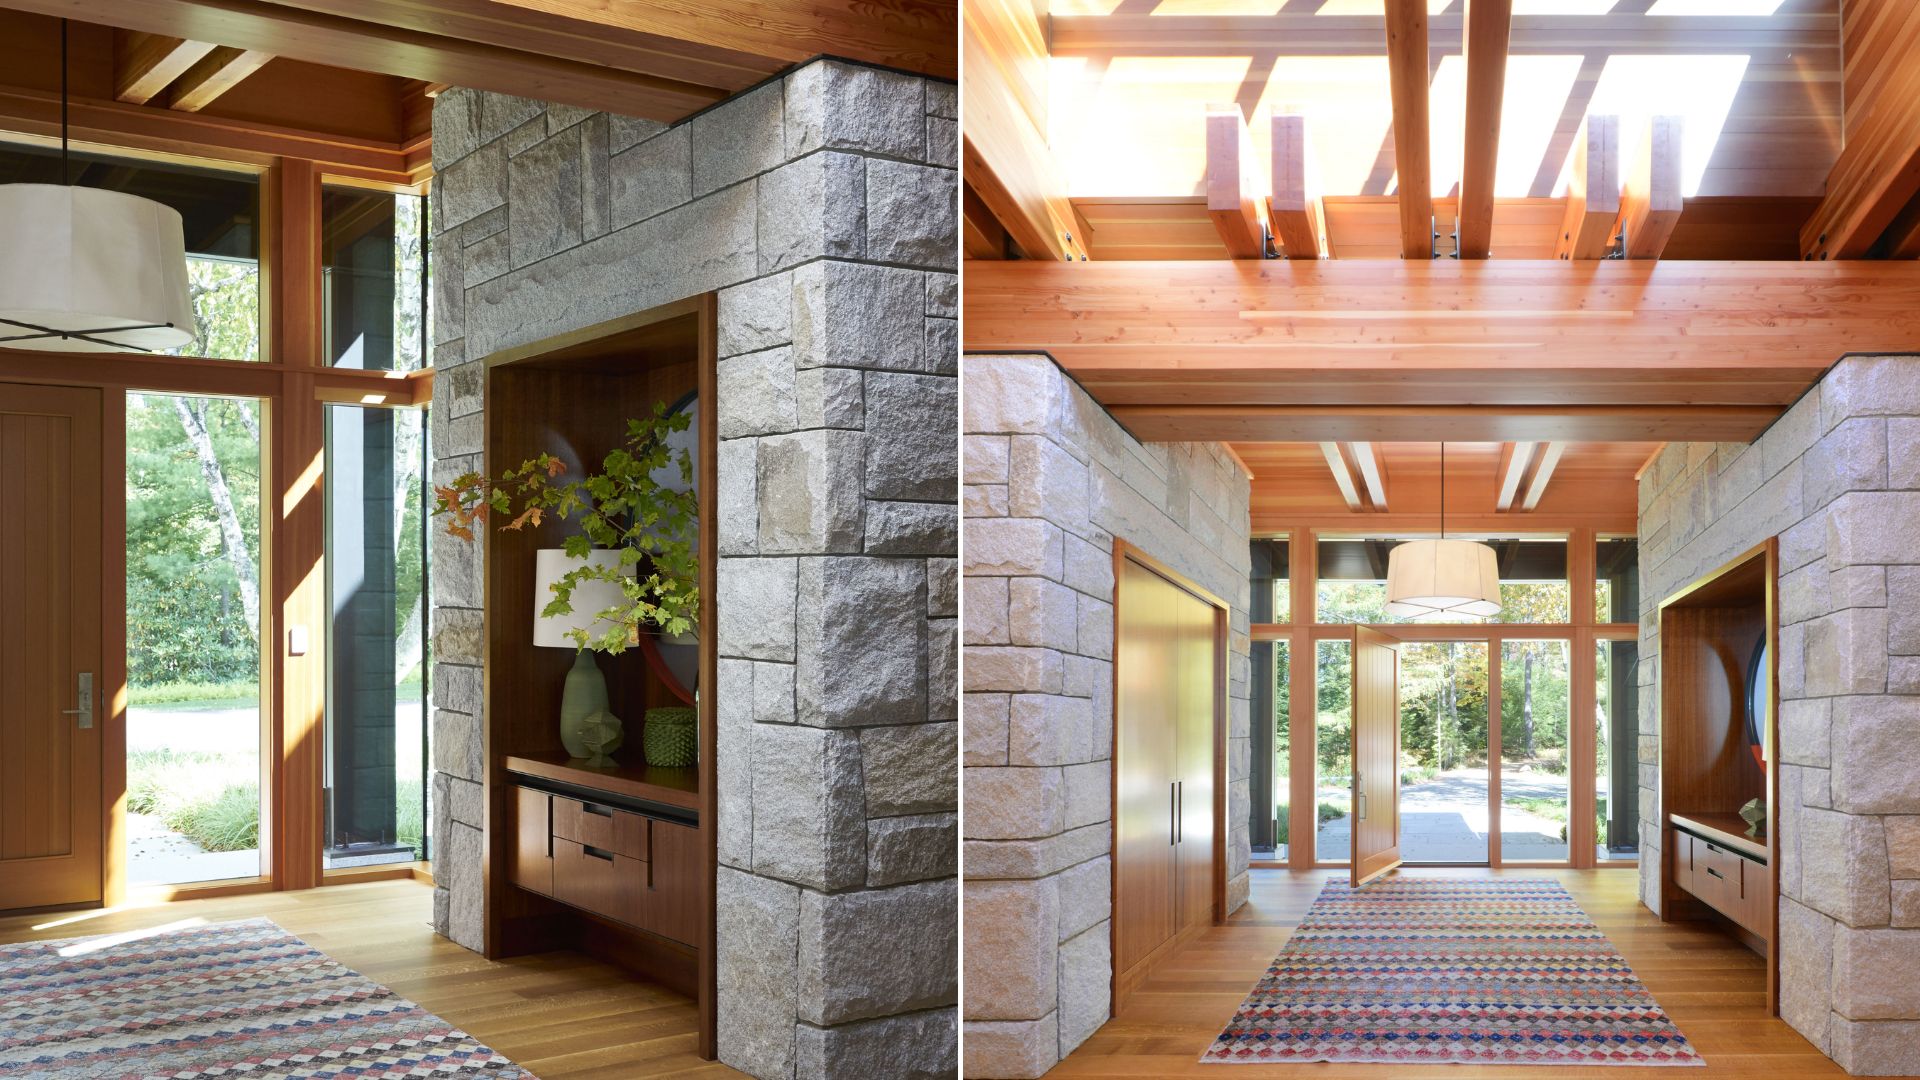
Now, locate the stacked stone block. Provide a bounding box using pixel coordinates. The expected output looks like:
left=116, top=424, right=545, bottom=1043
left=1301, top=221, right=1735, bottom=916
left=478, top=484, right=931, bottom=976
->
left=428, top=62, right=958, bottom=1080
left=1637, top=356, right=1920, bottom=1075
left=961, top=354, right=1252, bottom=1078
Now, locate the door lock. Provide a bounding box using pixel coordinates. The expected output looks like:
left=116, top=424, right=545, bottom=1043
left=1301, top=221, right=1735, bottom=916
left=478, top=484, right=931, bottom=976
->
left=60, top=672, right=92, bottom=729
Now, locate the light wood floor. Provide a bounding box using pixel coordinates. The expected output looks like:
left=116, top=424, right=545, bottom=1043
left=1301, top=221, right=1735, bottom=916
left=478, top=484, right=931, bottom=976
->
left=0, top=880, right=742, bottom=1079
left=1054, top=866, right=1847, bottom=1079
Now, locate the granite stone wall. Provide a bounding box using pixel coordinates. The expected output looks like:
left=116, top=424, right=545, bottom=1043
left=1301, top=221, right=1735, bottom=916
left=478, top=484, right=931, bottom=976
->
left=960, top=354, right=1253, bottom=1078
left=1637, top=356, right=1920, bottom=1075
left=426, top=63, right=959, bottom=1080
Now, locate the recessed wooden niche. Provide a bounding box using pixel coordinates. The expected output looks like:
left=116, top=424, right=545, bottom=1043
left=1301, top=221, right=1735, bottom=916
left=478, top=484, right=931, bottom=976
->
left=1657, top=538, right=1778, bottom=1018
left=477, top=295, right=717, bottom=1059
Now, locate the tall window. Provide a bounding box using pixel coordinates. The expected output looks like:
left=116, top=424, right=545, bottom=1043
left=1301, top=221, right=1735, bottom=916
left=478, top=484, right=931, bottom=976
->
left=1500, top=639, right=1572, bottom=862
left=1251, top=538, right=1289, bottom=855
left=1316, top=537, right=1570, bottom=623
left=0, top=140, right=260, bottom=361
left=125, top=392, right=265, bottom=886
left=322, top=186, right=430, bottom=371
left=1315, top=638, right=1352, bottom=865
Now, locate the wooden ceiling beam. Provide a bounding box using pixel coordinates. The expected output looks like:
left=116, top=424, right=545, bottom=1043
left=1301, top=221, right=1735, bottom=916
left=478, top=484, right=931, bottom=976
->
left=1267, top=113, right=1321, bottom=260
left=113, top=30, right=217, bottom=104
left=1555, top=114, right=1621, bottom=260
left=1519, top=440, right=1565, bottom=510
left=1206, top=104, right=1268, bottom=260
left=0, top=0, right=730, bottom=121
left=963, top=182, right=1010, bottom=261
left=1494, top=440, right=1535, bottom=510
left=1458, top=0, right=1511, bottom=260
left=1804, top=0, right=1920, bottom=259
left=963, top=0, right=1084, bottom=261
left=1111, top=404, right=1781, bottom=444
left=166, top=45, right=272, bottom=112
left=1349, top=441, right=1387, bottom=509
left=1621, top=116, right=1683, bottom=260
left=1384, top=0, right=1433, bottom=260
left=1320, top=441, right=1365, bottom=510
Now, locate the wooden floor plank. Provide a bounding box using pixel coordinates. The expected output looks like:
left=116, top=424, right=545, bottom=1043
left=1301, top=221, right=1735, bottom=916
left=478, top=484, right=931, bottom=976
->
left=0, top=880, right=742, bottom=1078
left=1052, top=866, right=1842, bottom=1079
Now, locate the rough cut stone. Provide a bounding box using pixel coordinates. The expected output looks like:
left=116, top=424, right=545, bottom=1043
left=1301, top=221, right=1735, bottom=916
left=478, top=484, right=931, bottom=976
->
left=865, top=372, right=958, bottom=500
left=784, top=60, right=927, bottom=160
left=757, top=152, right=865, bottom=273
left=794, top=367, right=864, bottom=430
left=797, top=879, right=958, bottom=1025
left=1894, top=881, right=1920, bottom=928
left=964, top=823, right=1108, bottom=882
left=864, top=500, right=957, bottom=555
left=866, top=160, right=958, bottom=270
left=965, top=518, right=1065, bottom=578
left=965, top=767, right=1065, bottom=840
left=792, top=261, right=924, bottom=372
left=751, top=659, right=795, bottom=726
left=432, top=662, right=482, bottom=717
left=609, top=124, right=691, bottom=227
left=716, top=867, right=800, bottom=1080
left=1008, top=577, right=1080, bottom=652
left=1057, top=923, right=1111, bottom=1057
left=964, top=1016, right=1058, bottom=1080
left=442, top=822, right=484, bottom=952
left=757, top=430, right=867, bottom=553
left=716, top=658, right=754, bottom=868
left=928, top=557, right=958, bottom=618
left=445, top=776, right=483, bottom=828
left=715, top=556, right=797, bottom=662
left=507, top=128, right=583, bottom=268
left=607, top=114, right=668, bottom=154
left=793, top=1008, right=956, bottom=1080
left=1832, top=926, right=1920, bottom=1020
left=867, top=812, right=960, bottom=887
left=750, top=724, right=866, bottom=891
left=964, top=693, right=1011, bottom=767
left=929, top=617, right=958, bottom=723
left=1832, top=694, right=1920, bottom=814
left=965, top=646, right=1064, bottom=695
left=861, top=722, right=958, bottom=817
left=716, top=438, right=759, bottom=556
left=435, top=141, right=507, bottom=230
left=1055, top=855, right=1110, bottom=942
left=794, top=557, right=926, bottom=726
left=691, top=80, right=784, bottom=195
left=966, top=578, right=1011, bottom=645
left=718, top=272, right=792, bottom=359
left=433, top=607, right=483, bottom=666
left=1007, top=694, right=1093, bottom=767
left=964, top=879, right=1058, bottom=1020
left=1888, top=816, right=1920, bottom=879
left=718, top=347, right=799, bottom=438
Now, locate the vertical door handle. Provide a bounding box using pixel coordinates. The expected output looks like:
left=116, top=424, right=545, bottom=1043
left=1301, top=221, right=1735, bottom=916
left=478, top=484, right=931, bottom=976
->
left=60, top=672, right=93, bottom=729
left=1171, top=782, right=1177, bottom=845
left=1177, top=780, right=1183, bottom=844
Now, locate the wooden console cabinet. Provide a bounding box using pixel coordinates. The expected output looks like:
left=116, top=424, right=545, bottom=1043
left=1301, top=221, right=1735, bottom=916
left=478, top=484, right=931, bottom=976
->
left=477, top=297, right=718, bottom=1058
left=1656, top=539, right=1778, bottom=1015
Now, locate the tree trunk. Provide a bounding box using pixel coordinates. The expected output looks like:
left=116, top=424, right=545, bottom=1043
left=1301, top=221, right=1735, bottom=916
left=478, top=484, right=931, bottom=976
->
left=234, top=399, right=260, bottom=443
left=173, top=397, right=260, bottom=643
left=1522, top=648, right=1536, bottom=757
left=1441, top=644, right=1459, bottom=771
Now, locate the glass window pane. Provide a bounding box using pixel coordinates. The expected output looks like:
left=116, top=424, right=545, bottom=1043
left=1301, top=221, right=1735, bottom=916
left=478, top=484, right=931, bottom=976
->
left=1315, top=638, right=1352, bottom=864
left=1597, top=537, right=1641, bottom=624
left=1399, top=641, right=1490, bottom=864
left=323, top=404, right=430, bottom=868
left=1597, top=639, right=1642, bottom=862
left=322, top=187, right=430, bottom=371
left=126, top=392, right=264, bottom=886
left=1273, top=639, right=1290, bottom=860
left=1317, top=538, right=1570, bottom=623
left=1500, top=639, right=1572, bottom=862
left=0, top=140, right=260, bottom=361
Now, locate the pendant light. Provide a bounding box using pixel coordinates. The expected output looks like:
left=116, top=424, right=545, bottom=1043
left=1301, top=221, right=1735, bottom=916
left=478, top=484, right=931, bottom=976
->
left=0, top=20, right=194, bottom=353
left=1384, top=442, right=1502, bottom=619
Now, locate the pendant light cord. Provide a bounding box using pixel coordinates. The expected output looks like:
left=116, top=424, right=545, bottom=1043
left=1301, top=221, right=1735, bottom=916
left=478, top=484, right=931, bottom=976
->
left=1439, top=441, right=1446, bottom=540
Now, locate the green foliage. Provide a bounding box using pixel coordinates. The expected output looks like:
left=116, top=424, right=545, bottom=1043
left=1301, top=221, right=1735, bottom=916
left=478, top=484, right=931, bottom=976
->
left=128, top=749, right=259, bottom=853
left=1501, top=640, right=1571, bottom=760
left=128, top=680, right=259, bottom=708
left=1274, top=801, right=1348, bottom=845
left=435, top=404, right=700, bottom=652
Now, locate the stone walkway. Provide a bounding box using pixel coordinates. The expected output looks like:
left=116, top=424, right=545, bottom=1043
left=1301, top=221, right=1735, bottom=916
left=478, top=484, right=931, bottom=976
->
left=1314, top=766, right=1572, bottom=863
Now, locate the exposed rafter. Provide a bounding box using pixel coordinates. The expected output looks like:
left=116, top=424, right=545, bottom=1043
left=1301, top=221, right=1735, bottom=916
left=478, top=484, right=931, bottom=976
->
left=963, top=0, right=1085, bottom=261
left=1520, top=440, right=1566, bottom=510
left=1621, top=116, right=1683, bottom=260
left=113, top=31, right=216, bottom=104
left=1206, top=104, right=1268, bottom=259
left=166, top=46, right=272, bottom=112
left=1556, top=114, right=1620, bottom=260
left=1348, top=441, right=1388, bottom=510
left=1802, top=0, right=1920, bottom=259
left=1494, top=440, right=1536, bottom=510
left=1384, top=0, right=1433, bottom=260
left=963, top=182, right=1010, bottom=260
left=1320, top=441, right=1364, bottom=510
left=1458, top=0, right=1511, bottom=260
left=1267, top=113, right=1321, bottom=260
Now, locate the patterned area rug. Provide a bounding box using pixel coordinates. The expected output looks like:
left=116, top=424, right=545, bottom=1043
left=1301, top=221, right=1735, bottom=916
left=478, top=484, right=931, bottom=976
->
left=0, top=916, right=532, bottom=1078
left=1202, top=877, right=1704, bottom=1067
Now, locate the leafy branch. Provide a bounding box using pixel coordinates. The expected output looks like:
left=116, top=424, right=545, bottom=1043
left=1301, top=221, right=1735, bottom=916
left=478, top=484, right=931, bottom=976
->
left=433, top=404, right=697, bottom=653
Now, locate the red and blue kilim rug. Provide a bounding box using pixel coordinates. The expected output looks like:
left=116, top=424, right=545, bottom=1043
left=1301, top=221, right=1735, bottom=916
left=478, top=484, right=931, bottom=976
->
left=1201, top=877, right=1704, bottom=1067
left=0, top=917, right=532, bottom=1078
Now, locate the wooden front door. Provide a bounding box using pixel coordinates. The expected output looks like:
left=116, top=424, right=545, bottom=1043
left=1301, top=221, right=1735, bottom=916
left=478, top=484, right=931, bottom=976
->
left=1351, top=626, right=1402, bottom=887
left=0, top=384, right=104, bottom=911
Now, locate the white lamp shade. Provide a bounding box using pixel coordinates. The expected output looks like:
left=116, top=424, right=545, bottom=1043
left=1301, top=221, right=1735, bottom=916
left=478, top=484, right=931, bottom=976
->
left=0, top=184, right=195, bottom=353
left=533, top=548, right=634, bottom=648
left=1385, top=538, right=1502, bottom=619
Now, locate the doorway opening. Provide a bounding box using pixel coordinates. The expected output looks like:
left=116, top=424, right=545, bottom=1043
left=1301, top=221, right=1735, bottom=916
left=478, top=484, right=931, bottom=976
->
left=1397, top=640, right=1491, bottom=864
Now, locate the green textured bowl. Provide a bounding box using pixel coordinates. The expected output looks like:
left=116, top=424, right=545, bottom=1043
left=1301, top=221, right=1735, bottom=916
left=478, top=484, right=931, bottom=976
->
left=643, top=707, right=698, bottom=768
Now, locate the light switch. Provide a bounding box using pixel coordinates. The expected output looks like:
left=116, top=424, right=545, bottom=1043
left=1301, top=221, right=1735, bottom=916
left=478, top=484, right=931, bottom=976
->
left=289, top=625, right=309, bottom=656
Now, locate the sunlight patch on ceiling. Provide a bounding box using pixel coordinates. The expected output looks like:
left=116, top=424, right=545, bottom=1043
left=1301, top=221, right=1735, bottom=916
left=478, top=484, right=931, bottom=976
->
left=1646, top=0, right=1787, bottom=14
left=1577, top=54, right=1752, bottom=197
left=1051, top=55, right=1258, bottom=196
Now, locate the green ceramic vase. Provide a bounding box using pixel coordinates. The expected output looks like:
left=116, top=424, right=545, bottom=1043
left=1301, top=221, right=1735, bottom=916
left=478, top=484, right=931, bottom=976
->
left=643, top=706, right=698, bottom=768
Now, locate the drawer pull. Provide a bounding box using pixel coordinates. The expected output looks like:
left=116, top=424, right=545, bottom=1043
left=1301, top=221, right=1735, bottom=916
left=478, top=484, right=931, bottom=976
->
left=583, top=845, right=616, bottom=862
left=582, top=802, right=614, bottom=818
left=1705, top=841, right=1724, bottom=854
left=1705, top=867, right=1725, bottom=880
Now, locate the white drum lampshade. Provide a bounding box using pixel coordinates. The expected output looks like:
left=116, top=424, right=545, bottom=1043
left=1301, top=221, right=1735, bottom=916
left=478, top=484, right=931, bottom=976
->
left=0, top=184, right=195, bottom=353
left=1385, top=538, right=1502, bottom=619
left=532, top=548, right=634, bottom=648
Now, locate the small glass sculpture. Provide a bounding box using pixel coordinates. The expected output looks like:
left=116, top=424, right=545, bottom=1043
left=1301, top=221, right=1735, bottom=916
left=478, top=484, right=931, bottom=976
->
left=578, top=708, right=624, bottom=767
left=1739, top=797, right=1766, bottom=838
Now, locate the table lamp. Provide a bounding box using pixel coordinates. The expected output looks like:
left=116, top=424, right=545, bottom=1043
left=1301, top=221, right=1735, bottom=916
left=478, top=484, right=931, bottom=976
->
left=534, top=548, right=631, bottom=759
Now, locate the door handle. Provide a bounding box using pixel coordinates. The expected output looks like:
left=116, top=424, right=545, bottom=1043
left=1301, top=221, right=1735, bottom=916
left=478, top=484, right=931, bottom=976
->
left=60, top=672, right=92, bottom=729
left=1170, top=782, right=1177, bottom=845
left=1177, top=780, right=1183, bottom=844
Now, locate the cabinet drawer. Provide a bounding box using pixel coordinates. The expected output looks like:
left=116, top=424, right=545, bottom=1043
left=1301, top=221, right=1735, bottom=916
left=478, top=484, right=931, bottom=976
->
left=510, top=787, right=553, bottom=896
left=553, top=837, right=646, bottom=924
left=553, top=796, right=649, bottom=861
left=638, top=819, right=702, bottom=946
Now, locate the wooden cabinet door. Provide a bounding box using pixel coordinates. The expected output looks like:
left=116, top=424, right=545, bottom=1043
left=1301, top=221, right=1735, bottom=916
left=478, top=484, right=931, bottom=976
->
left=1175, top=583, right=1216, bottom=932
left=1115, top=557, right=1177, bottom=975
left=639, top=818, right=702, bottom=946
left=510, top=786, right=553, bottom=896
left=1351, top=626, right=1402, bottom=887
left=0, top=385, right=103, bottom=912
